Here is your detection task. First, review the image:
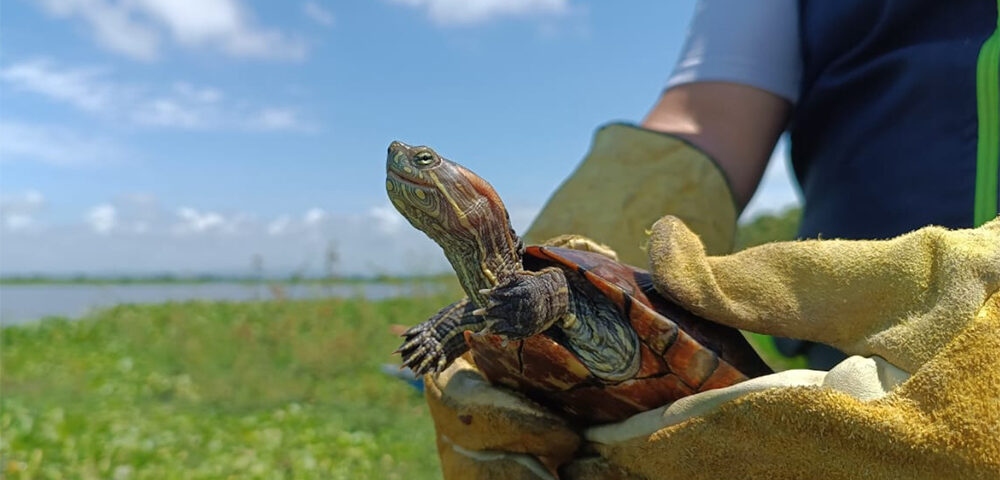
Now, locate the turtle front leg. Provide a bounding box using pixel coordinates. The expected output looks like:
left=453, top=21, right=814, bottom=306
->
left=473, top=267, right=570, bottom=340
left=397, top=298, right=483, bottom=375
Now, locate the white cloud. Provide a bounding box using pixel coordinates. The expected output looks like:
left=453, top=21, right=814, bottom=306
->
left=267, top=208, right=327, bottom=236
left=105, top=193, right=164, bottom=234
left=19, top=191, right=45, bottom=207
left=0, top=59, right=112, bottom=111
left=86, top=203, right=117, bottom=234
left=132, top=98, right=205, bottom=128
left=247, top=108, right=305, bottom=131
left=33, top=0, right=305, bottom=61
left=388, top=0, right=569, bottom=25
left=173, top=82, right=223, bottom=103
left=173, top=207, right=239, bottom=235
left=368, top=204, right=405, bottom=234
left=303, top=1, right=334, bottom=27
left=35, top=0, right=161, bottom=60
left=1, top=60, right=308, bottom=131
left=267, top=215, right=292, bottom=236
left=4, top=214, right=35, bottom=231
left=0, top=121, right=128, bottom=167
left=303, top=208, right=327, bottom=226
left=0, top=190, right=46, bottom=231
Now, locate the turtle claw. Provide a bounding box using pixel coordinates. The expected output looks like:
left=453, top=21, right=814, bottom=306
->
left=396, top=330, right=454, bottom=376
left=392, top=338, right=414, bottom=355
left=396, top=327, right=441, bottom=375
left=401, top=342, right=437, bottom=376
left=394, top=298, right=476, bottom=376
left=403, top=322, right=430, bottom=336
left=404, top=340, right=440, bottom=367
left=414, top=352, right=440, bottom=376
left=394, top=333, right=425, bottom=355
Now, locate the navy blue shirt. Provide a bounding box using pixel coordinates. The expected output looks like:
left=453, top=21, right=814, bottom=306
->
left=793, top=0, right=997, bottom=239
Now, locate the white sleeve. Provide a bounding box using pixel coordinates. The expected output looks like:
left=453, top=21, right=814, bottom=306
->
left=665, top=0, right=802, bottom=103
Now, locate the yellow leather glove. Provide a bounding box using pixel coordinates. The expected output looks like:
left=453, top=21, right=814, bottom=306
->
left=425, top=357, right=639, bottom=480
left=523, top=123, right=738, bottom=264
left=584, top=216, right=1000, bottom=479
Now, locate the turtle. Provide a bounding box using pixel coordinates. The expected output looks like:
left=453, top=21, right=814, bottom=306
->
left=385, top=141, right=772, bottom=423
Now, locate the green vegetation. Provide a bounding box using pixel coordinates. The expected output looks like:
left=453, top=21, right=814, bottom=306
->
left=1, top=286, right=462, bottom=479
left=735, top=207, right=802, bottom=251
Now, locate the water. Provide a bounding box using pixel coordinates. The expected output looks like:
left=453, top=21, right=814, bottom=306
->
left=0, top=282, right=438, bottom=326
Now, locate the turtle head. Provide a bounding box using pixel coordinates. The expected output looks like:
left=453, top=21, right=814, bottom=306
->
left=386, top=141, right=508, bottom=242
left=386, top=141, right=523, bottom=292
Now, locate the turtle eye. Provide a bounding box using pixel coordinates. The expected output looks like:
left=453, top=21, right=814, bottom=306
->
left=414, top=151, right=435, bottom=166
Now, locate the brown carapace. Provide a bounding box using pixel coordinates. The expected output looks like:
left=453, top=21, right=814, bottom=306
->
left=386, top=141, right=771, bottom=423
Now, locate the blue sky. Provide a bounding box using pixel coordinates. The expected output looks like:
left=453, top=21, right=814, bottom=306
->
left=0, top=0, right=800, bottom=276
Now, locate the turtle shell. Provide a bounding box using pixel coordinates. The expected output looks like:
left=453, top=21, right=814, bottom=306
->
left=465, top=245, right=772, bottom=424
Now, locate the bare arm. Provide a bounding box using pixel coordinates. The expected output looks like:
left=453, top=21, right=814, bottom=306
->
left=642, top=82, right=792, bottom=210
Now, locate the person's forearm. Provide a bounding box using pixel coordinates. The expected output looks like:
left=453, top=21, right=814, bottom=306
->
left=641, top=82, right=791, bottom=210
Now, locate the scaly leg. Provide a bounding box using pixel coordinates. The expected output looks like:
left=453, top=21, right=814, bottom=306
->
left=473, top=267, right=570, bottom=339
left=396, top=298, right=484, bottom=375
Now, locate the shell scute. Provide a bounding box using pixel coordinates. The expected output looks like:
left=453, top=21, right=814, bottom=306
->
left=635, top=343, right=668, bottom=379
left=628, top=299, right=680, bottom=355
left=551, top=386, right=648, bottom=423
left=581, top=269, right=627, bottom=307
left=518, top=335, right=593, bottom=390
left=465, top=332, right=527, bottom=391
left=532, top=246, right=648, bottom=307
left=549, top=373, right=695, bottom=423
left=605, top=373, right=695, bottom=412
left=664, top=329, right=720, bottom=389
left=698, top=361, right=749, bottom=392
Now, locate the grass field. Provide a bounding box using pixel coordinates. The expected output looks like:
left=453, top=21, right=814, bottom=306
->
left=1, top=287, right=461, bottom=479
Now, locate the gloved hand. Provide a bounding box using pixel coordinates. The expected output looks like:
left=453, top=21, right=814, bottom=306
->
left=425, top=357, right=641, bottom=480
left=523, top=123, right=738, bottom=264
left=424, top=217, right=1000, bottom=479
left=584, top=216, right=1000, bottom=479
left=423, top=357, right=577, bottom=479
